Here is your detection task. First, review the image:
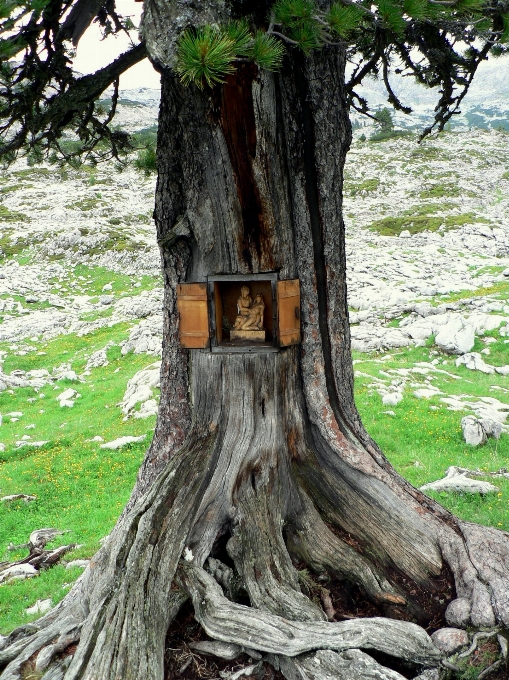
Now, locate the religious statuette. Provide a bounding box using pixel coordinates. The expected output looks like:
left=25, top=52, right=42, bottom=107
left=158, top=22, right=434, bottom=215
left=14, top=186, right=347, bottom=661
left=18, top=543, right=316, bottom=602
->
left=231, top=287, right=265, bottom=342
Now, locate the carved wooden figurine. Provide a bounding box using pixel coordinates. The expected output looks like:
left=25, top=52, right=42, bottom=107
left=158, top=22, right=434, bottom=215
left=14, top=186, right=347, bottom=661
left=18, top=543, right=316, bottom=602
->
left=231, top=288, right=265, bottom=341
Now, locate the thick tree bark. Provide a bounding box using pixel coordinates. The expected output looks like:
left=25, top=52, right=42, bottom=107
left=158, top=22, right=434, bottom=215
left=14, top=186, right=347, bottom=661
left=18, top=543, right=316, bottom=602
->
left=2, top=2, right=509, bottom=679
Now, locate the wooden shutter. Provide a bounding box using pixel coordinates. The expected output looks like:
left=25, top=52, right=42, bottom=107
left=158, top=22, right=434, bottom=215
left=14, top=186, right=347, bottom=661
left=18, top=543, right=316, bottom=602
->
left=277, top=279, right=301, bottom=347
left=177, top=283, right=210, bottom=349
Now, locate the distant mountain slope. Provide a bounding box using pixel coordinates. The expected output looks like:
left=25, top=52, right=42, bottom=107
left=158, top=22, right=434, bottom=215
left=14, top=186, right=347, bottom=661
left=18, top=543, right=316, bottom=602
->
left=109, top=56, right=509, bottom=133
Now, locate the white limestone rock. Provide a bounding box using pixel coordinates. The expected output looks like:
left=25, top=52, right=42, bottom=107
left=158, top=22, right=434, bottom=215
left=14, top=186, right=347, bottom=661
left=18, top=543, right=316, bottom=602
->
left=0, top=563, right=38, bottom=583
left=134, top=399, right=158, bottom=419
left=435, top=317, right=475, bottom=355
left=421, top=466, right=498, bottom=494
left=461, top=416, right=487, bottom=446
left=100, top=435, right=146, bottom=450
left=25, top=598, right=52, bottom=615
left=455, top=352, right=495, bottom=374
left=382, top=392, right=403, bottom=406
left=120, top=316, right=162, bottom=355
left=85, top=348, right=109, bottom=370
left=120, top=361, right=161, bottom=417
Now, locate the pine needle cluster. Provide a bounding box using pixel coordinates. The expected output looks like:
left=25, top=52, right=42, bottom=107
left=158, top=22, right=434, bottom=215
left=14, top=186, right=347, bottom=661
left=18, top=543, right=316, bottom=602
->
left=175, top=0, right=509, bottom=90
left=175, top=21, right=284, bottom=89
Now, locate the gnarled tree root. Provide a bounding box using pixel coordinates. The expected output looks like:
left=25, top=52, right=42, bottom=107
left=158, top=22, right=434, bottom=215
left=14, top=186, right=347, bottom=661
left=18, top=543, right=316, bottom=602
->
left=178, top=564, right=442, bottom=666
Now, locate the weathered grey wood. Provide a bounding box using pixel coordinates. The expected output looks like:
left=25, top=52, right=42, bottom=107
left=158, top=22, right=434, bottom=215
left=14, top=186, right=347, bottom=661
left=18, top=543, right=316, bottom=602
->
left=179, top=565, right=442, bottom=666
left=2, top=1, right=509, bottom=678
left=276, top=649, right=408, bottom=680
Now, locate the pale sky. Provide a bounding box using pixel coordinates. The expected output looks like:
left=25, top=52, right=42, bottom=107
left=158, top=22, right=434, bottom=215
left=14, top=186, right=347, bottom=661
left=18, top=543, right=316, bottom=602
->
left=72, top=0, right=160, bottom=90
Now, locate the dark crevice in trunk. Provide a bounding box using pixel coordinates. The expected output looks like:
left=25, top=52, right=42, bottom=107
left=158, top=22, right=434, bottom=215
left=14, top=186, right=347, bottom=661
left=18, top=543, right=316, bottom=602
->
left=293, top=54, right=352, bottom=436
left=216, top=63, right=273, bottom=271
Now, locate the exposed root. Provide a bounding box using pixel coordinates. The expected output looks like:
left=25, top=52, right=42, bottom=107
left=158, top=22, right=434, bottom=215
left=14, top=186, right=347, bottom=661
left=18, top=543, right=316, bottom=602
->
left=458, top=631, right=498, bottom=659
left=178, top=563, right=442, bottom=666
left=275, top=649, right=409, bottom=680
left=227, top=487, right=325, bottom=622
left=477, top=659, right=503, bottom=679
left=286, top=490, right=406, bottom=605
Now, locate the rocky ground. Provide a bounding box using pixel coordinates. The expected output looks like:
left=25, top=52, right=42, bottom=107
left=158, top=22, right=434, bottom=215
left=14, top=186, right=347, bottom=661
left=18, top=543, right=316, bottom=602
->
left=0, top=127, right=508, bottom=440
left=1, top=123, right=508, bottom=634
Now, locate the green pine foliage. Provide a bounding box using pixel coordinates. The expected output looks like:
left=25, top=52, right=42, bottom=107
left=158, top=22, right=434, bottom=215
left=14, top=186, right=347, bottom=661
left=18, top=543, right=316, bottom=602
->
left=251, top=32, right=285, bottom=71
left=175, top=23, right=285, bottom=88
left=175, top=26, right=237, bottom=88
left=327, top=4, right=365, bottom=38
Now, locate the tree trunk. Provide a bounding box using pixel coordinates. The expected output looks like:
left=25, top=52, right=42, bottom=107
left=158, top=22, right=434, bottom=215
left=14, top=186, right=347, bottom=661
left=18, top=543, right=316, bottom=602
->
left=1, top=3, right=509, bottom=679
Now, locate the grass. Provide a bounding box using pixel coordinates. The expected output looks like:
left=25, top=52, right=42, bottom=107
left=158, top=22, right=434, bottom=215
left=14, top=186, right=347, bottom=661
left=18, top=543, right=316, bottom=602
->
left=0, top=322, right=158, bottom=633
left=353, top=340, right=509, bottom=531
left=368, top=203, right=490, bottom=236
left=349, top=178, right=380, bottom=196
left=0, top=206, right=30, bottom=223
left=437, top=280, right=509, bottom=304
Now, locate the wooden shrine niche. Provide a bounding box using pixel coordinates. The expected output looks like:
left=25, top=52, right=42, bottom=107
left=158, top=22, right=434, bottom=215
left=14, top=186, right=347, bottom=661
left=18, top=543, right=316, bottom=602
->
left=176, top=275, right=300, bottom=352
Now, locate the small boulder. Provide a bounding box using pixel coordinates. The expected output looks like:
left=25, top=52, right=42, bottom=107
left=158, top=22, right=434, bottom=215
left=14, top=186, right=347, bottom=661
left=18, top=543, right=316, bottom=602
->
left=0, top=563, right=38, bottom=583
left=480, top=418, right=502, bottom=440
left=455, top=352, right=494, bottom=374
left=134, top=399, right=158, bottom=419
left=399, top=230, right=412, bottom=238
left=435, top=318, right=475, bottom=355
left=57, top=388, right=79, bottom=402
left=100, top=435, right=146, bottom=450
left=66, top=559, right=89, bottom=570
left=420, top=466, right=498, bottom=494
left=445, top=598, right=471, bottom=627
left=25, top=599, right=52, bottom=616
left=461, top=416, right=486, bottom=446
left=382, top=392, right=403, bottom=406
left=100, top=295, right=113, bottom=305
left=431, top=628, right=468, bottom=655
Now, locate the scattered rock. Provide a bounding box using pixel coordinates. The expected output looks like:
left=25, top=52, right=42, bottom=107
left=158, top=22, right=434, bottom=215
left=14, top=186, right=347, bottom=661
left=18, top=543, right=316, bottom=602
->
left=1, top=494, right=36, bottom=502
left=461, top=415, right=502, bottom=446
left=430, top=628, right=468, bottom=655
left=420, top=466, right=499, bottom=494
left=25, top=598, right=52, bottom=615
left=120, top=361, right=160, bottom=418
left=414, top=388, right=441, bottom=399
left=134, top=399, right=158, bottom=419
left=382, top=392, right=403, bottom=406
left=66, top=559, right=89, bottom=569
left=445, top=598, right=471, bottom=627
left=100, top=435, right=146, bottom=450
left=0, top=563, right=38, bottom=583
left=435, top=317, right=475, bottom=355
left=85, top=347, right=109, bottom=370
left=15, top=440, right=49, bottom=448
left=461, top=415, right=487, bottom=446
left=100, top=295, right=114, bottom=305
left=120, top=316, right=162, bottom=355
left=455, top=352, right=494, bottom=374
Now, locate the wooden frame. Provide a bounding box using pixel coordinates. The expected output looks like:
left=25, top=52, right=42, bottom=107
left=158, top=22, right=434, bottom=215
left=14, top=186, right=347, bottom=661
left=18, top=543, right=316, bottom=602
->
left=177, top=274, right=300, bottom=353
left=208, top=274, right=278, bottom=354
